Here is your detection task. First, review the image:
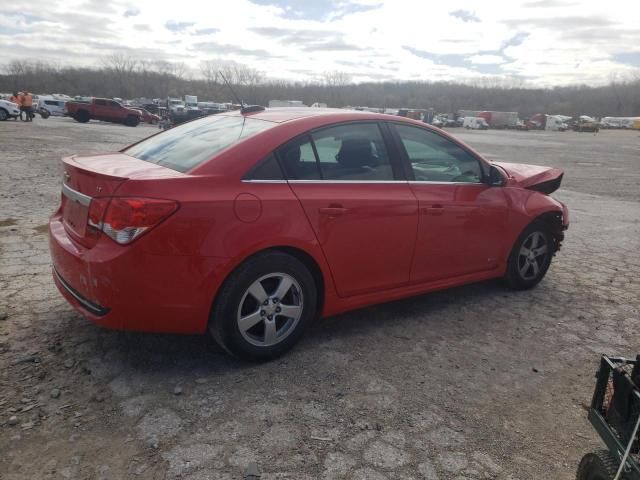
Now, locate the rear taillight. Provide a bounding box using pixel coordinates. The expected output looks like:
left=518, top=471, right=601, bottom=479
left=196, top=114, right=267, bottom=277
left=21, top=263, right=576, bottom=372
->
left=87, top=197, right=177, bottom=245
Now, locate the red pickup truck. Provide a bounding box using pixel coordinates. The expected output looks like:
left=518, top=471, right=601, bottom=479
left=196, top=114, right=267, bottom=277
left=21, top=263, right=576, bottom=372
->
left=65, top=98, right=143, bottom=127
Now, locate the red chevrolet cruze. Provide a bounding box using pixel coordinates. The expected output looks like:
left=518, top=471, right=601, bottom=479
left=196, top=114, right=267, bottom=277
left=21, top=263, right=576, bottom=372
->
left=49, top=108, right=569, bottom=360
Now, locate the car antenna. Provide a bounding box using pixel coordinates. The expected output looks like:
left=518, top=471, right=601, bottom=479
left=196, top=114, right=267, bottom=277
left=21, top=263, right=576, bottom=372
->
left=219, top=71, right=265, bottom=114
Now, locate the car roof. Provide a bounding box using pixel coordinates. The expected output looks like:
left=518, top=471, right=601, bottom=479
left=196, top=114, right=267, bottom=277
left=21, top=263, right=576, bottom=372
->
left=222, top=107, right=399, bottom=124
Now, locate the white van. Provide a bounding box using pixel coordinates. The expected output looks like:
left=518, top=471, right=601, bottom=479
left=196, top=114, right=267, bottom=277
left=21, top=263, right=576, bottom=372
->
left=463, top=117, right=489, bottom=130
left=38, top=96, right=66, bottom=116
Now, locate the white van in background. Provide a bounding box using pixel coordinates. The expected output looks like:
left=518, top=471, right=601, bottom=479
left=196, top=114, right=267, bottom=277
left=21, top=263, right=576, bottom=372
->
left=38, top=96, right=66, bottom=116
left=462, top=117, right=489, bottom=130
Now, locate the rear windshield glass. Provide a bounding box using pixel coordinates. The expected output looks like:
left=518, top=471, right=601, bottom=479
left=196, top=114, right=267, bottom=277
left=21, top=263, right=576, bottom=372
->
left=125, top=115, right=275, bottom=172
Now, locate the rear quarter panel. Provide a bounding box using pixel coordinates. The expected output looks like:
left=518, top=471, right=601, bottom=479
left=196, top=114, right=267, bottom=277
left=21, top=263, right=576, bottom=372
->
left=114, top=175, right=337, bottom=327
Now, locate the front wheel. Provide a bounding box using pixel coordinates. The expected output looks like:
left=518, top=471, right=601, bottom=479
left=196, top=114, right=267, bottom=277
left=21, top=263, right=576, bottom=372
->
left=209, top=251, right=317, bottom=361
left=504, top=221, right=553, bottom=290
left=576, top=451, right=618, bottom=480
left=0, top=108, right=8, bottom=121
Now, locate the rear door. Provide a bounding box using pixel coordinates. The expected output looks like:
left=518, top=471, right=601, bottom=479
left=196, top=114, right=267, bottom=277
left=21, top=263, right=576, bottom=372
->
left=389, top=122, right=509, bottom=283
left=92, top=99, right=110, bottom=120
left=280, top=122, right=418, bottom=297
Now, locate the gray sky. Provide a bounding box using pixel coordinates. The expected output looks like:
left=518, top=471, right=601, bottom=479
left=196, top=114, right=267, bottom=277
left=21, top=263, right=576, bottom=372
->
left=1, top=0, right=639, bottom=86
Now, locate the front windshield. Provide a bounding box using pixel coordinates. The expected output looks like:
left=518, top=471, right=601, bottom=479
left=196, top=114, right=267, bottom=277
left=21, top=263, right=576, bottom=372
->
left=124, top=115, right=275, bottom=173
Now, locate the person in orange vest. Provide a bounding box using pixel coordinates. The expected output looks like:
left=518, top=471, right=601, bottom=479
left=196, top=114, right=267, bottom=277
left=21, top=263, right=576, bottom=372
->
left=21, top=91, right=34, bottom=122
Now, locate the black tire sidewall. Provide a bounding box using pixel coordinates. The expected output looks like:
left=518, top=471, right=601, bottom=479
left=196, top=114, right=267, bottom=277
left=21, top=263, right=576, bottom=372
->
left=75, top=110, right=89, bottom=123
left=210, top=252, right=317, bottom=361
left=505, top=221, right=553, bottom=289
left=577, top=451, right=617, bottom=480
left=0, top=109, right=8, bottom=121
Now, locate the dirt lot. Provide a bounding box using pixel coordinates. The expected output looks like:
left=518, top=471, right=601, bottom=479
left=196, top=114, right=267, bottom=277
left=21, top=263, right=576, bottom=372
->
left=1, top=117, right=639, bottom=480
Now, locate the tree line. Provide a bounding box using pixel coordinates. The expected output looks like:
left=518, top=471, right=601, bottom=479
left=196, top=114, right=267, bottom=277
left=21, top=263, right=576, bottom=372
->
left=2, top=56, right=639, bottom=118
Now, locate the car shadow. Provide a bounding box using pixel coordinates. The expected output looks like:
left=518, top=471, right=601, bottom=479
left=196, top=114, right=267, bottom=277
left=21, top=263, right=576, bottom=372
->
left=73, top=278, right=508, bottom=380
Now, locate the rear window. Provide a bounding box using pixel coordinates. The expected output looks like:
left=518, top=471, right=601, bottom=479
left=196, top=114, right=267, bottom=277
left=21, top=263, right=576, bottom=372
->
left=125, top=115, right=275, bottom=172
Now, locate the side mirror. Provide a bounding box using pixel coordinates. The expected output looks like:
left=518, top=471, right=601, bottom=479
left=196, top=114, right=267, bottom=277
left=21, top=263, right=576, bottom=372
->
left=488, top=165, right=506, bottom=186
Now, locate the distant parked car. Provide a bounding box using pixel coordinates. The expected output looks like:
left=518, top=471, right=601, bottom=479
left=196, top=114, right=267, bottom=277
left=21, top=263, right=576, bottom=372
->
left=463, top=117, right=489, bottom=130
left=574, top=116, right=599, bottom=133
left=65, top=98, right=143, bottom=126
left=37, top=97, right=66, bottom=116
left=131, top=107, right=160, bottom=124
left=0, top=98, right=21, bottom=120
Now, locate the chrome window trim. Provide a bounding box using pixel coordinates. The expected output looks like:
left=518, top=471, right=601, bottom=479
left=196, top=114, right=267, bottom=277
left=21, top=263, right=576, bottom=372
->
left=287, top=180, right=408, bottom=184
left=241, top=179, right=288, bottom=184
left=62, top=183, right=92, bottom=206
left=408, top=180, right=486, bottom=186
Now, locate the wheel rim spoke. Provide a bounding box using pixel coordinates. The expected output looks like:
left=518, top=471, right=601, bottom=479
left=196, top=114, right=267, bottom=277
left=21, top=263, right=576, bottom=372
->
left=520, top=246, right=531, bottom=257
left=533, top=244, right=547, bottom=257
left=279, top=303, right=302, bottom=319
left=530, top=232, right=540, bottom=248
left=264, top=320, right=278, bottom=345
left=238, top=310, right=263, bottom=333
left=519, top=261, right=531, bottom=277
left=247, top=280, right=268, bottom=304
left=274, top=276, right=293, bottom=300
left=530, top=259, right=540, bottom=277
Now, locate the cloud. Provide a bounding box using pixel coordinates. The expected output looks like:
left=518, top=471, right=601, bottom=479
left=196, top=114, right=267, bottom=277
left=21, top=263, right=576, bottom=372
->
left=468, top=54, right=506, bottom=65
left=0, top=0, right=638, bottom=86
left=450, top=9, right=480, bottom=23
left=192, top=41, right=274, bottom=58
left=123, top=8, right=139, bottom=17
left=165, top=20, right=195, bottom=32
left=193, top=27, right=219, bottom=35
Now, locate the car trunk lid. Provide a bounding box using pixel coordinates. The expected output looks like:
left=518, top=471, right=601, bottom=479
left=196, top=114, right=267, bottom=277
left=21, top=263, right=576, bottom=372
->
left=61, top=153, right=183, bottom=247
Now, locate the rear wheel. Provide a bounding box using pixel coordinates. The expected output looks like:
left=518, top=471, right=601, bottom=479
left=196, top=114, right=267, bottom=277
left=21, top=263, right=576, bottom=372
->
left=125, top=115, right=140, bottom=127
left=576, top=451, right=618, bottom=480
left=504, top=221, right=553, bottom=290
left=74, top=110, right=90, bottom=123
left=210, top=251, right=317, bottom=361
left=0, top=108, right=8, bottom=121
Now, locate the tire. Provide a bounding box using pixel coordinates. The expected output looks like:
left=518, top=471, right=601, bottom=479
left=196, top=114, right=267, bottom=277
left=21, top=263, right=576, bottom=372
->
left=125, top=115, right=140, bottom=127
left=74, top=110, right=90, bottom=123
left=504, top=220, right=553, bottom=290
left=0, top=108, right=7, bottom=121
left=40, top=109, right=50, bottom=119
left=209, top=251, right=317, bottom=361
left=576, top=451, right=618, bottom=480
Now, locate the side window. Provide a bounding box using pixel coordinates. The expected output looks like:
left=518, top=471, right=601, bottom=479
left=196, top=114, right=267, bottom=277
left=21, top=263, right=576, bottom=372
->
left=108, top=101, right=120, bottom=108
left=278, top=135, right=321, bottom=180
left=394, top=124, right=483, bottom=183
left=244, top=154, right=284, bottom=180
left=94, top=99, right=107, bottom=106
left=311, top=123, right=394, bottom=181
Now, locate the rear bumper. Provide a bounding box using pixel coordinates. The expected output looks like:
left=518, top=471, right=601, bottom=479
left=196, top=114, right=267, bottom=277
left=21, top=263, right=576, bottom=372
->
left=49, top=213, right=229, bottom=334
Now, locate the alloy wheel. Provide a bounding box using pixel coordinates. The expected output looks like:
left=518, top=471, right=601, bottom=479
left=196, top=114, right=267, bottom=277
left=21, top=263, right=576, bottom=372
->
left=237, top=273, right=304, bottom=347
left=517, top=231, right=549, bottom=280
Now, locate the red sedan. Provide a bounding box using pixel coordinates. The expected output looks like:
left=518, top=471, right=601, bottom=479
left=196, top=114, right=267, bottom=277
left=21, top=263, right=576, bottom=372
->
left=49, top=108, right=569, bottom=360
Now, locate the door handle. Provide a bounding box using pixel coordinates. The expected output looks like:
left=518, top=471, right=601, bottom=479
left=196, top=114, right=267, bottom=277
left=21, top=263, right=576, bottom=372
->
left=319, top=205, right=348, bottom=217
left=423, top=205, right=445, bottom=216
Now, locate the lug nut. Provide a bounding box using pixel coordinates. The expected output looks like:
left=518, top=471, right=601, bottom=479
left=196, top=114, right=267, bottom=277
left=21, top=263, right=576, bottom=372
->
left=267, top=314, right=273, bottom=320
left=276, top=307, right=281, bottom=313
left=260, top=310, right=266, bottom=316
left=272, top=298, right=279, bottom=304
left=263, top=300, right=269, bottom=306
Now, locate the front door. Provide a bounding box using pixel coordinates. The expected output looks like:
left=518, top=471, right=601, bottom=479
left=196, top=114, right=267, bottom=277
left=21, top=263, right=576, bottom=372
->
left=389, top=123, right=509, bottom=283
left=279, top=122, right=418, bottom=297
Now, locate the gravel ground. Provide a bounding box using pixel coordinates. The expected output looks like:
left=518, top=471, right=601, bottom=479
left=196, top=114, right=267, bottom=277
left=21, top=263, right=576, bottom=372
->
left=1, top=117, right=639, bottom=480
